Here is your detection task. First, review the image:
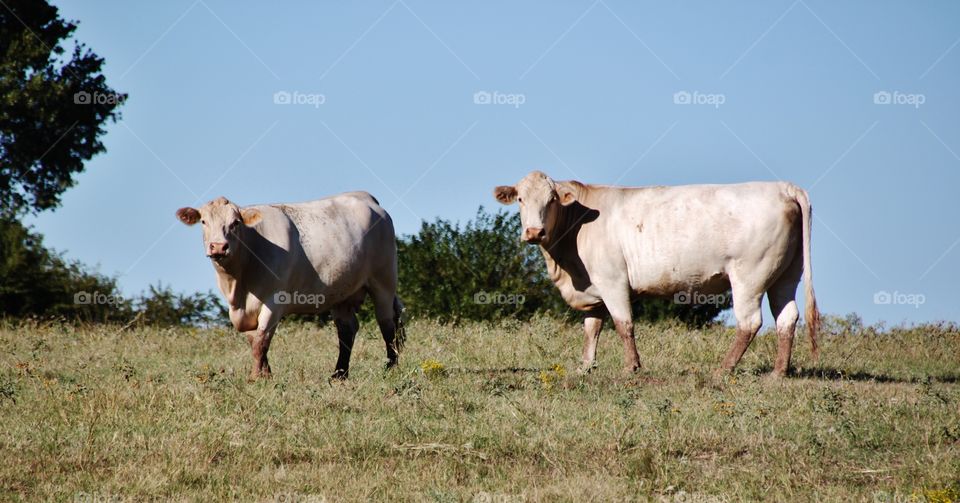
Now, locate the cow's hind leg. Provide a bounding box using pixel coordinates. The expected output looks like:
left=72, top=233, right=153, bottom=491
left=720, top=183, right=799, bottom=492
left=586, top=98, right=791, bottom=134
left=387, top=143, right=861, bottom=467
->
left=331, top=307, right=360, bottom=380
left=718, top=286, right=763, bottom=374
left=768, top=256, right=803, bottom=378
left=368, top=284, right=401, bottom=369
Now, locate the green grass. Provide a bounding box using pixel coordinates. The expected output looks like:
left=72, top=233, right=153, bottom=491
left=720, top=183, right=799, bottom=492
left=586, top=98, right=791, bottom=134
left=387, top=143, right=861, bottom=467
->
left=1, top=317, right=958, bottom=502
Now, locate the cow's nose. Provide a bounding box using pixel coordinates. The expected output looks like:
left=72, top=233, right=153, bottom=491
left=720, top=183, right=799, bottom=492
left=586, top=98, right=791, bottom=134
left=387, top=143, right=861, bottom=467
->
left=208, top=242, right=229, bottom=256
left=523, top=227, right=545, bottom=243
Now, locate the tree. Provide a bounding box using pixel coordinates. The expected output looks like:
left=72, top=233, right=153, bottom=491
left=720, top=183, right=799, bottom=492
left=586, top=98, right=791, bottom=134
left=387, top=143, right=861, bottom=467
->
left=0, top=216, right=130, bottom=321
left=0, top=216, right=228, bottom=325
left=398, top=208, right=567, bottom=323
left=0, top=0, right=125, bottom=216
left=135, top=283, right=227, bottom=327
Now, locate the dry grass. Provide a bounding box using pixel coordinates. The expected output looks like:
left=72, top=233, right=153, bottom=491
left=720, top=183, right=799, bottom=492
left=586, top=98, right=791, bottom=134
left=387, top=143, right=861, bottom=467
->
left=0, top=316, right=958, bottom=502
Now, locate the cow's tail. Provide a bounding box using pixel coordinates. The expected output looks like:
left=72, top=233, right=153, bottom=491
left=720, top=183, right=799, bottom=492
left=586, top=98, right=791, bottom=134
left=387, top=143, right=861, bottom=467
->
left=393, top=296, right=406, bottom=352
left=792, top=185, right=820, bottom=362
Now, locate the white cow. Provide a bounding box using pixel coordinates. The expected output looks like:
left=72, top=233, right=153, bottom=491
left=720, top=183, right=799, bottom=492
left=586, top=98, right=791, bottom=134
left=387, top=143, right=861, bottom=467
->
left=494, top=171, right=819, bottom=377
left=176, top=193, right=403, bottom=380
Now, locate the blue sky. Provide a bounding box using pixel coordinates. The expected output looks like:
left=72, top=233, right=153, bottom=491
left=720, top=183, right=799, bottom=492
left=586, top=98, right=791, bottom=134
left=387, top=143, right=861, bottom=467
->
left=28, top=0, right=960, bottom=325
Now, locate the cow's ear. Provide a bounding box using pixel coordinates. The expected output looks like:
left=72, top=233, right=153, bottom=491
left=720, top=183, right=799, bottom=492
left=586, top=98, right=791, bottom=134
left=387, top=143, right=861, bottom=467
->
left=494, top=185, right=518, bottom=205
left=176, top=207, right=200, bottom=226
left=556, top=184, right=577, bottom=206
left=241, top=208, right=262, bottom=226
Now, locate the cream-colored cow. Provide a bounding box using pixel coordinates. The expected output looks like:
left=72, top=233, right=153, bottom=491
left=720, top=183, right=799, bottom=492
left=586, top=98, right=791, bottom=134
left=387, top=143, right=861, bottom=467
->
left=176, top=193, right=403, bottom=380
left=494, top=171, right=819, bottom=377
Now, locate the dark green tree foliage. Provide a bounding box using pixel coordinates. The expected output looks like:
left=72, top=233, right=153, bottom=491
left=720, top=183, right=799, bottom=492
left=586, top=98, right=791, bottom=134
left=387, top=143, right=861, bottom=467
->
left=398, top=208, right=567, bottom=322
left=398, top=207, right=731, bottom=325
left=0, top=218, right=225, bottom=325
left=136, top=283, right=227, bottom=327
left=0, top=216, right=124, bottom=320
left=0, top=0, right=125, bottom=216
left=632, top=294, right=731, bottom=327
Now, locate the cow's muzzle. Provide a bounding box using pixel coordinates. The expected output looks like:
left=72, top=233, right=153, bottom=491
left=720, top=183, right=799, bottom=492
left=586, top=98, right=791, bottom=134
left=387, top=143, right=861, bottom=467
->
left=207, top=241, right=230, bottom=260
left=523, top=227, right=545, bottom=243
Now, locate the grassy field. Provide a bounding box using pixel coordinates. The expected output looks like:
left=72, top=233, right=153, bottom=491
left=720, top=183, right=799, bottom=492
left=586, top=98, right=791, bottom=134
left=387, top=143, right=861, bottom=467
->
left=0, top=316, right=958, bottom=502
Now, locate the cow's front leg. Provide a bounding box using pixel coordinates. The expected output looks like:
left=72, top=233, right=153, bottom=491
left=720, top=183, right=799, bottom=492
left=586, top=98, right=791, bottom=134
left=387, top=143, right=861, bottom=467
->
left=247, top=307, right=280, bottom=381
left=331, top=309, right=359, bottom=380
left=246, top=328, right=275, bottom=380
left=600, top=290, right=640, bottom=374
left=577, top=313, right=604, bottom=374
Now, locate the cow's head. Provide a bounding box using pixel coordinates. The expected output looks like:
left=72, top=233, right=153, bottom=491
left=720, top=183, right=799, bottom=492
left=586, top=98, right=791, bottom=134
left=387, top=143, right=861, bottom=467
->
left=493, top=171, right=576, bottom=244
left=175, top=196, right=262, bottom=264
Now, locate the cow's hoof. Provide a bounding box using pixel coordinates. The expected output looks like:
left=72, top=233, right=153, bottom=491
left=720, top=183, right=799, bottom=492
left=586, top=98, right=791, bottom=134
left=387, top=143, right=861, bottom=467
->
left=766, top=370, right=788, bottom=381
left=330, top=369, right=349, bottom=381
left=384, top=359, right=398, bottom=370
left=576, top=363, right=596, bottom=375
left=247, top=373, right=271, bottom=382
left=621, top=364, right=641, bottom=376
left=710, top=368, right=734, bottom=388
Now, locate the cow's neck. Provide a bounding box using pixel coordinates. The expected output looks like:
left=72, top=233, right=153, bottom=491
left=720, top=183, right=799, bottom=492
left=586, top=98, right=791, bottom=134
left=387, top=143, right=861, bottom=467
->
left=538, top=199, right=593, bottom=287
left=212, top=251, right=250, bottom=309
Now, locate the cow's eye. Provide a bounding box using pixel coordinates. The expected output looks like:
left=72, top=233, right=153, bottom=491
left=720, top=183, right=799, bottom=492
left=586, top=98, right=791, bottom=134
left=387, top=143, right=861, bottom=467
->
left=200, top=219, right=205, bottom=225
left=230, top=220, right=240, bottom=229
left=518, top=197, right=523, bottom=204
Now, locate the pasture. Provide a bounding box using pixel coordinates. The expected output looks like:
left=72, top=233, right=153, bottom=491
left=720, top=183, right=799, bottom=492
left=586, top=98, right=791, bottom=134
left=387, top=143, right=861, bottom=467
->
left=1, top=317, right=957, bottom=502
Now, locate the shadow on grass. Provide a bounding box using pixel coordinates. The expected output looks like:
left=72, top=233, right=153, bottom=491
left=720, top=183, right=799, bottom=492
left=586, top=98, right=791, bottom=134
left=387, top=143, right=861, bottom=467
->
left=450, top=367, right=546, bottom=374
left=763, top=365, right=960, bottom=384
left=447, top=365, right=960, bottom=384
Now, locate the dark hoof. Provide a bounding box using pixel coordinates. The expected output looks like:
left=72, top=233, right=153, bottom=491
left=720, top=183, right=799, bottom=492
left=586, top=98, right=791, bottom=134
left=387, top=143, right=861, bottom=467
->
left=384, top=359, right=398, bottom=371
left=330, top=369, right=349, bottom=381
